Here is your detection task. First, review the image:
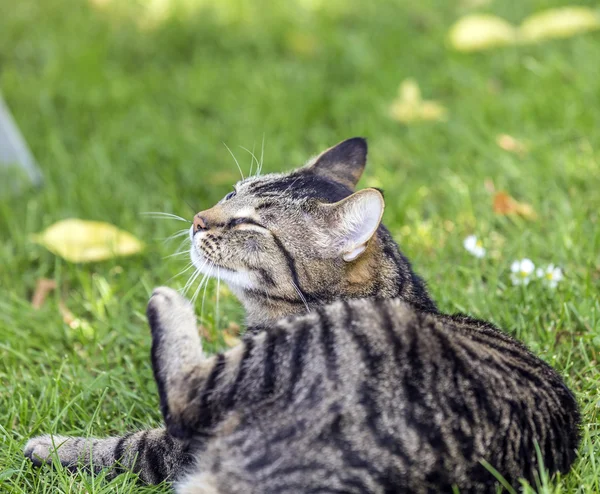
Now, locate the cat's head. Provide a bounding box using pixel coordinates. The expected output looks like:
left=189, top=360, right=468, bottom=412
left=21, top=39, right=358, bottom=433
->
left=187, top=138, right=436, bottom=327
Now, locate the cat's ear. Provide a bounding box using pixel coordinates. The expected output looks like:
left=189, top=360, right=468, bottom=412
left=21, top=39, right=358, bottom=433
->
left=306, top=137, right=367, bottom=190
left=321, top=188, right=384, bottom=262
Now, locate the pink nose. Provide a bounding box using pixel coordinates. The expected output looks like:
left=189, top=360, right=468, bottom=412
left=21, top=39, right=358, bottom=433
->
left=193, top=215, right=208, bottom=233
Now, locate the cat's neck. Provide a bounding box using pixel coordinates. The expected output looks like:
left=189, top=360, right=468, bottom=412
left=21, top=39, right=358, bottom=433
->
left=230, top=259, right=419, bottom=329
left=228, top=231, right=436, bottom=328
left=227, top=285, right=312, bottom=328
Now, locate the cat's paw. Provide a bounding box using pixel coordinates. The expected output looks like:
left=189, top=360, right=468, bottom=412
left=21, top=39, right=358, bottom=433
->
left=24, top=435, right=74, bottom=467
left=147, top=286, right=196, bottom=336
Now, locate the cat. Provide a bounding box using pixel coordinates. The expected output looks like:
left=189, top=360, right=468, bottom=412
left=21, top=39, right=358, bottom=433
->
left=25, top=138, right=580, bottom=493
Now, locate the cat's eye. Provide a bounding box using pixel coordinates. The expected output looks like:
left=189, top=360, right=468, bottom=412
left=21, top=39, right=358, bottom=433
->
left=224, top=190, right=236, bottom=201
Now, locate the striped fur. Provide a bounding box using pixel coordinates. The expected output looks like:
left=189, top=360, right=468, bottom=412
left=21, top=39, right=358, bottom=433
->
left=23, top=428, right=192, bottom=483
left=24, top=138, right=580, bottom=491
left=153, top=287, right=578, bottom=493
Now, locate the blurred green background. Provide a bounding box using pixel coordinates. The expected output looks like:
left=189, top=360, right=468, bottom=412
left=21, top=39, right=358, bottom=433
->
left=1, top=0, right=599, bottom=491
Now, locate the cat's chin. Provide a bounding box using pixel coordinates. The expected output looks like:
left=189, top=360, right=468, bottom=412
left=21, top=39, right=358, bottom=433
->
left=189, top=248, right=254, bottom=289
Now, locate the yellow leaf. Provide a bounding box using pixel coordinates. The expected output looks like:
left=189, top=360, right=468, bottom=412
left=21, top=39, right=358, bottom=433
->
left=449, top=14, right=517, bottom=52
left=495, top=134, right=528, bottom=157
left=223, top=332, right=241, bottom=348
left=32, top=219, right=144, bottom=263
left=520, top=7, right=600, bottom=42
left=389, top=79, right=448, bottom=124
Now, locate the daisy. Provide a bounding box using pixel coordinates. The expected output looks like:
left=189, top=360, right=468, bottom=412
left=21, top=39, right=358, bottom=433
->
left=510, top=258, right=535, bottom=286
left=464, top=235, right=486, bottom=258
left=536, top=264, right=563, bottom=289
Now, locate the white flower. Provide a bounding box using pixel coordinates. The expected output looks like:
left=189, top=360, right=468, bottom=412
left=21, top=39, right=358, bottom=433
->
left=463, top=235, right=486, bottom=258
left=510, top=258, right=535, bottom=286
left=536, top=264, right=563, bottom=289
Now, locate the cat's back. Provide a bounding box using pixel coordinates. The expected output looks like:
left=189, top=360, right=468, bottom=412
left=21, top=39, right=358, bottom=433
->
left=177, top=298, right=579, bottom=494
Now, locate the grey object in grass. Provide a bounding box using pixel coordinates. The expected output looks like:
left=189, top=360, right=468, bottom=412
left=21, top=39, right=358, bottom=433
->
left=0, top=93, right=43, bottom=189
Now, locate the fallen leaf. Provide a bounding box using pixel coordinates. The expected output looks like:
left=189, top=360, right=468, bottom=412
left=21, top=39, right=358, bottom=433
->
left=449, top=14, right=516, bottom=52
left=224, top=321, right=241, bottom=336
left=493, top=191, right=537, bottom=220
left=31, top=278, right=57, bottom=309
left=198, top=324, right=214, bottom=343
left=389, top=79, right=448, bottom=123
left=223, top=332, right=242, bottom=348
left=520, top=7, right=600, bottom=42
left=32, top=219, right=144, bottom=263
left=58, top=300, right=94, bottom=337
left=496, top=134, right=528, bottom=156
left=450, top=8, right=600, bottom=52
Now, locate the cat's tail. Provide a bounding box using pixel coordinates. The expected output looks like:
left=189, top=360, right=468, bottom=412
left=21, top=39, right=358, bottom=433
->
left=24, top=427, right=191, bottom=484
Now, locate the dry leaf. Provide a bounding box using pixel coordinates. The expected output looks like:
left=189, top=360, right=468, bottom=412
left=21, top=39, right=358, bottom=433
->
left=58, top=300, right=94, bottom=336
left=496, top=134, right=528, bottom=156
left=520, top=7, right=600, bottom=42
left=493, top=191, right=537, bottom=220
left=389, top=79, right=448, bottom=123
left=32, top=219, right=144, bottom=263
left=31, top=278, right=57, bottom=309
left=198, top=324, right=214, bottom=343
left=58, top=300, right=76, bottom=327
left=449, top=14, right=516, bottom=52
left=223, top=332, right=242, bottom=348
left=224, top=321, right=241, bottom=336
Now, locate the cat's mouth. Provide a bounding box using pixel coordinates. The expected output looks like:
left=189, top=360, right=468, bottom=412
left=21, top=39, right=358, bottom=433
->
left=189, top=227, right=253, bottom=288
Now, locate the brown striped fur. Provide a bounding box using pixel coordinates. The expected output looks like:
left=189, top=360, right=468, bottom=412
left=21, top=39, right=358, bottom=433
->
left=25, top=138, right=579, bottom=492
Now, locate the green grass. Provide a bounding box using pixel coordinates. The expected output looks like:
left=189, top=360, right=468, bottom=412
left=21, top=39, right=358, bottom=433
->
left=1, top=0, right=599, bottom=491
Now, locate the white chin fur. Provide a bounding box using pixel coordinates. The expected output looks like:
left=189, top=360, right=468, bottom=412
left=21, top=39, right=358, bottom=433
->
left=189, top=234, right=253, bottom=289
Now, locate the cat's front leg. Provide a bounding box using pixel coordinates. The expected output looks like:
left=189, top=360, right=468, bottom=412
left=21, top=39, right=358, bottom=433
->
left=24, top=428, right=192, bottom=483
left=147, top=287, right=208, bottom=438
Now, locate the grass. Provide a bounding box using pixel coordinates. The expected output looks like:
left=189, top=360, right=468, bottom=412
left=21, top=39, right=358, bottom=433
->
left=1, top=0, right=599, bottom=491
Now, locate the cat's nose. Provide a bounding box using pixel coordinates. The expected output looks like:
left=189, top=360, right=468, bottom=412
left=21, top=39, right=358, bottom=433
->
left=193, top=215, right=209, bottom=233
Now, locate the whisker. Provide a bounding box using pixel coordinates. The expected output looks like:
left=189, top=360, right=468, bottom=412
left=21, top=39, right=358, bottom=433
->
left=163, top=238, right=191, bottom=258
left=168, top=263, right=195, bottom=283
left=162, top=229, right=190, bottom=243
left=291, top=280, right=310, bottom=312
left=163, top=250, right=191, bottom=260
left=259, top=134, right=265, bottom=176
left=200, top=265, right=214, bottom=325
left=216, top=268, right=221, bottom=332
left=191, top=261, right=214, bottom=305
left=193, top=264, right=214, bottom=302
left=182, top=267, right=203, bottom=296
left=191, top=272, right=207, bottom=306
left=248, top=142, right=256, bottom=177
left=223, top=143, right=245, bottom=181
left=240, top=146, right=261, bottom=177
left=141, top=212, right=192, bottom=223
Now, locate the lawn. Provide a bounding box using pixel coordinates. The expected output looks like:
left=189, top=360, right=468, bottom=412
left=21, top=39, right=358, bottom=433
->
left=1, top=0, right=599, bottom=492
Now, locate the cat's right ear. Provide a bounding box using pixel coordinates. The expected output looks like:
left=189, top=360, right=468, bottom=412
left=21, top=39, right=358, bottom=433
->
left=306, top=137, right=367, bottom=190
left=320, top=188, right=384, bottom=262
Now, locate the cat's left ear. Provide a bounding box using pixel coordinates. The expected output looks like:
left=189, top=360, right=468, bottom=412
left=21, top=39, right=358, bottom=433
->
left=307, top=137, right=367, bottom=190
left=321, top=188, right=384, bottom=262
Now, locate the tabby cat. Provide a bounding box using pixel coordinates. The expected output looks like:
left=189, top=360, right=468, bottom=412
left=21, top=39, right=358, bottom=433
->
left=25, top=138, right=580, bottom=493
